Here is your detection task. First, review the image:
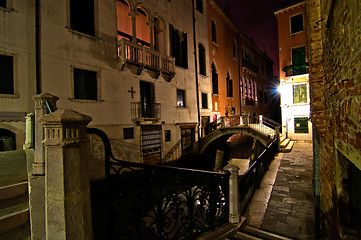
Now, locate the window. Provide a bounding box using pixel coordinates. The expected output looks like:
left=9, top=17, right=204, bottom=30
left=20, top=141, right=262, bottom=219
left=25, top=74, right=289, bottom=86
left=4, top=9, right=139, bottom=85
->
left=290, top=13, right=303, bottom=34
left=201, top=93, right=208, bottom=109
left=292, top=46, right=306, bottom=64
left=211, top=62, right=218, bottom=94
left=0, top=1, right=6, bottom=8
left=73, top=68, right=98, bottom=100
left=211, top=20, right=217, bottom=43
left=136, top=7, right=150, bottom=47
left=198, top=43, right=206, bottom=76
left=293, top=84, right=307, bottom=104
left=170, top=24, right=188, bottom=68
left=177, top=89, right=186, bottom=107
left=0, top=55, right=14, bottom=94
left=196, top=0, right=203, bottom=13
left=123, top=127, right=134, bottom=139
left=165, top=130, right=171, bottom=142
left=226, top=72, right=233, bottom=98
left=70, top=0, right=95, bottom=36
left=294, top=117, right=309, bottom=133
left=233, top=39, right=237, bottom=58
left=240, top=78, right=243, bottom=97
left=117, top=0, right=132, bottom=41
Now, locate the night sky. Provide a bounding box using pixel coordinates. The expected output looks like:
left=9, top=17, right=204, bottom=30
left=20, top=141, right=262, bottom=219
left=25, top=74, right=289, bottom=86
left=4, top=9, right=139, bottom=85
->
left=214, top=0, right=304, bottom=77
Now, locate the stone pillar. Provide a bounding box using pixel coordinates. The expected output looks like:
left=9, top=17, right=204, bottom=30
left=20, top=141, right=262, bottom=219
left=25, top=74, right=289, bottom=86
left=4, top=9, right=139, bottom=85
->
left=275, top=126, right=281, bottom=150
left=33, top=93, right=59, bottom=175
left=224, top=164, right=240, bottom=223
left=23, top=113, right=34, bottom=149
left=39, top=109, right=92, bottom=240
left=214, top=150, right=224, bottom=171
left=259, top=115, right=263, bottom=125
left=243, top=114, right=249, bottom=127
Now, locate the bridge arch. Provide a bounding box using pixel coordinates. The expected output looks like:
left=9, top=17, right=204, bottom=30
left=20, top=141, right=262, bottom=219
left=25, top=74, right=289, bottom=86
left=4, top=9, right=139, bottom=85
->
left=199, top=126, right=273, bottom=155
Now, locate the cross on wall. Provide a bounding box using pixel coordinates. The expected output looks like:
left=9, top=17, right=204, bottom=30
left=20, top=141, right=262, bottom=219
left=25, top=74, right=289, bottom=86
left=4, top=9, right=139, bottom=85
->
left=128, top=87, right=135, bottom=99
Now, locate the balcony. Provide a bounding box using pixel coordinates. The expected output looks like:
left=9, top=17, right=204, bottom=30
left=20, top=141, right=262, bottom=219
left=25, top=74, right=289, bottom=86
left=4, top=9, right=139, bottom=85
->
left=242, top=60, right=259, bottom=75
left=283, top=63, right=309, bottom=77
left=131, top=102, right=161, bottom=121
left=117, top=38, right=175, bottom=81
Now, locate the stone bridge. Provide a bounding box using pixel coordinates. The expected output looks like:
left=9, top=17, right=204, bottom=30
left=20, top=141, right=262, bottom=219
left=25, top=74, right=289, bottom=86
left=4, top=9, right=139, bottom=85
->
left=198, top=116, right=280, bottom=155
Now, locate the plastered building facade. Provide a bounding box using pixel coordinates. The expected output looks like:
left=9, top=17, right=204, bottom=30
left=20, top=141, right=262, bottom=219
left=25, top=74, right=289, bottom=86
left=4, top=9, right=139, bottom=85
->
left=0, top=0, right=212, bottom=179
left=207, top=0, right=277, bottom=124
left=275, top=1, right=312, bottom=141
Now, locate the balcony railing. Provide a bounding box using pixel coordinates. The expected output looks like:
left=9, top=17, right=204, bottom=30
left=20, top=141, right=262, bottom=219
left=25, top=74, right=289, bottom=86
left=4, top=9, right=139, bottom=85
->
left=283, top=63, right=309, bottom=77
left=131, top=102, right=161, bottom=120
left=117, top=38, right=175, bottom=80
left=242, top=59, right=259, bottom=74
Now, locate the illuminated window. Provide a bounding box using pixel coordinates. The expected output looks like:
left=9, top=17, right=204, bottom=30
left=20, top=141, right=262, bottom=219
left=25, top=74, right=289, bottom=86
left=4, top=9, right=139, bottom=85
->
left=294, top=117, right=308, bottom=133
left=198, top=43, right=206, bottom=75
left=136, top=7, right=150, bottom=47
left=0, top=55, right=14, bottom=94
left=290, top=13, right=303, bottom=34
left=117, top=0, right=132, bottom=41
left=70, top=0, right=95, bottom=36
left=293, top=84, right=307, bottom=104
left=73, top=68, right=98, bottom=100
left=177, top=89, right=186, bottom=107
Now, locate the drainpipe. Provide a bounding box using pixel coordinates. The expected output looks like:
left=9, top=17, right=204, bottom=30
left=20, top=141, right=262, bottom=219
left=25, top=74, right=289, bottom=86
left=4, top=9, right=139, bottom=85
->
left=35, top=0, right=41, bottom=94
left=192, top=0, right=201, bottom=153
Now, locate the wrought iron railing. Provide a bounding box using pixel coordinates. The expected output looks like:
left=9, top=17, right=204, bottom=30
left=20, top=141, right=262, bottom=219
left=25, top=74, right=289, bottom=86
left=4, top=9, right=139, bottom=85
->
left=87, top=128, right=229, bottom=240
left=238, top=138, right=278, bottom=213
left=117, top=38, right=175, bottom=75
left=162, top=139, right=182, bottom=164
left=283, top=63, right=309, bottom=77
left=131, top=102, right=161, bottom=120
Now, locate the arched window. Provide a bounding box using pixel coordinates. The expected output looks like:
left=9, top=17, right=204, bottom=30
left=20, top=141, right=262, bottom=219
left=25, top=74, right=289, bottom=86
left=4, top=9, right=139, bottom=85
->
left=226, top=72, right=233, bottom=97
left=211, top=20, right=217, bottom=43
left=154, top=16, right=165, bottom=54
left=211, top=62, right=218, bottom=94
left=117, top=0, right=132, bottom=41
left=136, top=7, right=150, bottom=47
left=198, top=43, right=206, bottom=76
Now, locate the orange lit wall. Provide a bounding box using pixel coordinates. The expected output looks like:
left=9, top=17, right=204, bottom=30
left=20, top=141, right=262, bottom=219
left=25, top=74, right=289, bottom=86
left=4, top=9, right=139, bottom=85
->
left=276, top=2, right=308, bottom=81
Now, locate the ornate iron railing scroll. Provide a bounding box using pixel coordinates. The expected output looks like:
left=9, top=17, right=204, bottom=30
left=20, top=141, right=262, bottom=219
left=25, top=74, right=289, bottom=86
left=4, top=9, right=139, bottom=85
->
left=87, top=128, right=229, bottom=240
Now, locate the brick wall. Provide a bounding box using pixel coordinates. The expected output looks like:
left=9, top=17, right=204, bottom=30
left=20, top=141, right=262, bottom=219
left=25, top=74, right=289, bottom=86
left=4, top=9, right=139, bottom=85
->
left=307, top=0, right=361, bottom=238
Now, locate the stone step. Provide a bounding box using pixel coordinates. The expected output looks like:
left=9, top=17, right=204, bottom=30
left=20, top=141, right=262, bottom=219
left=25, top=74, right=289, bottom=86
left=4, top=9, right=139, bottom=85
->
left=0, top=181, right=28, bottom=201
left=0, top=208, right=29, bottom=234
left=280, top=138, right=290, bottom=149
left=0, top=222, right=31, bottom=240
left=282, top=141, right=295, bottom=153
left=232, top=231, right=262, bottom=240
left=243, top=226, right=293, bottom=240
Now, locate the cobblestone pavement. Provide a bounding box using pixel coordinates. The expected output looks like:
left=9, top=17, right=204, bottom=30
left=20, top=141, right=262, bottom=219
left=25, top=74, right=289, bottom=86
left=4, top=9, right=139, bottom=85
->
left=244, top=141, right=315, bottom=240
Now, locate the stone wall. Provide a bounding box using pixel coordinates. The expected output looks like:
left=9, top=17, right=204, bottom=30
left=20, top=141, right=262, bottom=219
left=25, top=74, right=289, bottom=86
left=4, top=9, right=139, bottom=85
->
left=307, top=0, right=361, bottom=238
